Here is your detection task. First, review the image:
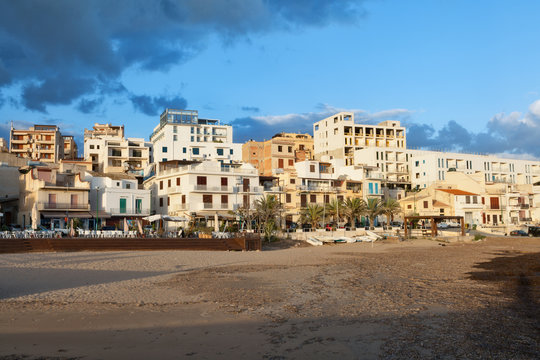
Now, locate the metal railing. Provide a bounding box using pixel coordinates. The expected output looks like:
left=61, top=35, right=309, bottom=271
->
left=109, top=208, right=151, bottom=216
left=39, top=202, right=90, bottom=210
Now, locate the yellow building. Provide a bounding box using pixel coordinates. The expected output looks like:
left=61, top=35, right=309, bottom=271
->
left=18, top=166, right=91, bottom=230
left=242, top=132, right=314, bottom=176
left=10, top=124, right=65, bottom=163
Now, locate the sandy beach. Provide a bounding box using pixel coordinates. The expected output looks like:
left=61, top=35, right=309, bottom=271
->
left=1, top=237, right=539, bottom=359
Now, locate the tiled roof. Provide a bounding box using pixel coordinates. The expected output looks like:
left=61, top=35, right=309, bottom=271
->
left=436, top=189, right=477, bottom=196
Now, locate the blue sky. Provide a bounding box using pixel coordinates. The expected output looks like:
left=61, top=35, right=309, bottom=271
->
left=1, top=0, right=540, bottom=157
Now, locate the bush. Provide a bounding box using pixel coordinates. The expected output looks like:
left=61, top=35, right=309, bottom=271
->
left=474, top=234, right=486, bottom=241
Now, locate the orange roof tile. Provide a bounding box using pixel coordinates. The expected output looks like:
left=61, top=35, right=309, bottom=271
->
left=436, top=189, right=478, bottom=196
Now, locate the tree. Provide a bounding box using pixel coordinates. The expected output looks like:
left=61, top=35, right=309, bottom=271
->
left=342, top=197, right=366, bottom=228
left=299, top=204, right=324, bottom=229
left=365, top=198, right=383, bottom=229
left=254, top=194, right=282, bottom=241
left=326, top=198, right=344, bottom=226
left=381, top=198, right=401, bottom=228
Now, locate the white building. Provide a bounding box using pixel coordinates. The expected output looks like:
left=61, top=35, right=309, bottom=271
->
left=85, top=171, right=151, bottom=229
left=150, top=109, right=242, bottom=164
left=84, top=123, right=152, bottom=174
left=313, top=112, right=406, bottom=166
left=143, top=160, right=262, bottom=230
left=409, top=150, right=540, bottom=190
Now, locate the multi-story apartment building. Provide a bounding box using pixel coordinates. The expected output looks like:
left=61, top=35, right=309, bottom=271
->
left=62, top=135, right=78, bottom=160
left=85, top=171, right=151, bottom=229
left=400, top=171, right=537, bottom=229
left=18, top=166, right=91, bottom=230
left=262, top=159, right=384, bottom=227
left=10, top=125, right=65, bottom=163
left=242, top=132, right=314, bottom=176
left=409, top=150, right=540, bottom=189
left=84, top=123, right=152, bottom=173
left=150, top=109, right=242, bottom=164
left=143, top=160, right=261, bottom=230
left=313, top=112, right=406, bottom=166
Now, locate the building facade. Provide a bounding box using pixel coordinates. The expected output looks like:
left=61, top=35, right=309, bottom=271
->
left=84, top=123, right=152, bottom=173
left=242, top=132, right=314, bottom=176
left=10, top=125, right=65, bottom=163
left=150, top=109, right=242, bottom=164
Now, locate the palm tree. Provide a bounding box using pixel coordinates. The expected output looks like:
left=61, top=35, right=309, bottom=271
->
left=342, top=197, right=366, bottom=229
left=365, top=198, right=383, bottom=229
left=254, top=194, right=281, bottom=240
left=381, top=198, right=401, bottom=229
left=326, top=198, right=344, bottom=226
left=299, top=204, right=324, bottom=229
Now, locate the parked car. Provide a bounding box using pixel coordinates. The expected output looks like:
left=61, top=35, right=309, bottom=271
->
left=437, top=222, right=449, bottom=229
left=509, top=230, right=528, bottom=237
left=527, top=226, right=540, bottom=237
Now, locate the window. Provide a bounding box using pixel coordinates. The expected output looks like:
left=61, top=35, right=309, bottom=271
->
left=183, top=147, right=186, bottom=153
left=368, top=183, right=373, bottom=194
left=310, top=165, right=315, bottom=172
left=278, top=159, right=284, bottom=168
left=167, top=197, right=170, bottom=206
left=288, top=159, right=294, bottom=166
left=288, top=146, right=292, bottom=153
left=465, top=196, right=470, bottom=204
left=278, top=145, right=283, bottom=152
left=290, top=179, right=295, bottom=184
left=168, top=179, right=171, bottom=188
left=299, top=145, right=304, bottom=150
left=173, top=135, right=177, bottom=141
left=315, top=125, right=319, bottom=131
left=159, top=181, right=163, bottom=190
left=191, top=136, right=194, bottom=141
left=162, top=146, right=168, bottom=153
left=217, top=148, right=224, bottom=156
left=472, top=196, right=478, bottom=204
left=407, top=204, right=412, bottom=209
left=176, top=177, right=180, bottom=186
left=126, top=183, right=131, bottom=189
left=203, top=194, right=212, bottom=203
left=135, top=199, right=142, bottom=214
left=90, top=145, right=94, bottom=149
left=286, top=194, right=291, bottom=203
left=159, top=197, right=163, bottom=207
left=192, top=148, right=199, bottom=155
left=415, top=161, right=419, bottom=166
left=182, top=195, right=186, bottom=204
left=230, top=149, right=233, bottom=155
left=221, top=195, right=228, bottom=204
left=70, top=194, right=78, bottom=206
left=423, top=201, right=428, bottom=209
left=173, top=126, right=177, bottom=133
left=310, top=194, right=316, bottom=203
left=120, top=198, right=127, bottom=213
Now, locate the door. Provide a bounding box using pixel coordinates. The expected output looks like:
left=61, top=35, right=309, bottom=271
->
left=243, top=178, right=250, bottom=192
left=48, top=194, right=57, bottom=209
left=71, top=194, right=78, bottom=208
left=135, top=199, right=142, bottom=214
left=300, top=194, right=307, bottom=207
left=120, top=198, right=127, bottom=214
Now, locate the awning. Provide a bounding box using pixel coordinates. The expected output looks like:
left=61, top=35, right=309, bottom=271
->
left=163, top=215, right=188, bottom=222
left=41, top=211, right=111, bottom=219
left=143, top=214, right=163, bottom=222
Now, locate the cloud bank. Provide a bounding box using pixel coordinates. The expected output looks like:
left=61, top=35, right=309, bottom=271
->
left=0, top=0, right=365, bottom=114
left=234, top=100, right=540, bottom=159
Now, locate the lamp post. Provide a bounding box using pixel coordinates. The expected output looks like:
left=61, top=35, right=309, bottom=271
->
left=95, top=186, right=100, bottom=231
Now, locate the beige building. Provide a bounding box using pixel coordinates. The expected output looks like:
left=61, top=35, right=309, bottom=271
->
left=400, top=172, right=538, bottom=230
left=242, top=132, right=314, bottom=176
left=84, top=123, right=152, bottom=173
left=10, top=124, right=65, bottom=163
left=18, top=166, right=91, bottom=229
left=143, top=160, right=262, bottom=230
left=62, top=135, right=79, bottom=160
left=313, top=112, right=406, bottom=166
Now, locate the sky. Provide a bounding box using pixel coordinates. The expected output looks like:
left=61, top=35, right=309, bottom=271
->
left=1, top=0, right=540, bottom=158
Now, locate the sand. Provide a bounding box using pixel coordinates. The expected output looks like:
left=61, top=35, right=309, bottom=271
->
left=0, top=237, right=539, bottom=359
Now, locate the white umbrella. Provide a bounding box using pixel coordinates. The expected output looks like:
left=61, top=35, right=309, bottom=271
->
left=214, top=213, right=219, bottom=232
left=124, top=217, right=129, bottom=232
left=70, top=219, right=75, bottom=237
left=31, top=203, right=38, bottom=230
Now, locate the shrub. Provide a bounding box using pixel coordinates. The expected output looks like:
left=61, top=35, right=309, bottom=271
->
left=474, top=234, right=486, bottom=241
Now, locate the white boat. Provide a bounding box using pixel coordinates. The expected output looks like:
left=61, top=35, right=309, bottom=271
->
left=365, top=230, right=382, bottom=241
left=307, top=237, right=323, bottom=246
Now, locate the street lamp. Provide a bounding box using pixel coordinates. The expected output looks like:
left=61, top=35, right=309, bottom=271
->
left=95, top=186, right=100, bottom=231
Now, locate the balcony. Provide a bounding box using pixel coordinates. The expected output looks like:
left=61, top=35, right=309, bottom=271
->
left=296, top=185, right=339, bottom=192
left=169, top=204, right=187, bottom=211
left=109, top=208, right=151, bottom=216
left=193, top=185, right=232, bottom=192
left=520, top=217, right=532, bottom=222
left=39, top=202, right=90, bottom=210
left=520, top=204, right=530, bottom=209
left=263, top=186, right=283, bottom=192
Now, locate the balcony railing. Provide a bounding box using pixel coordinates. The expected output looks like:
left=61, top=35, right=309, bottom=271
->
left=193, top=185, right=232, bottom=192
left=39, top=202, right=90, bottom=210
left=109, top=208, right=151, bottom=216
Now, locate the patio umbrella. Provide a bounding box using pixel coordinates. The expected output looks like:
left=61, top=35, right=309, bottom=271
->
left=31, top=203, right=38, bottom=230
left=137, top=218, right=143, bottom=234
left=124, top=217, right=129, bottom=232
left=70, top=219, right=75, bottom=237
left=214, top=213, right=219, bottom=232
